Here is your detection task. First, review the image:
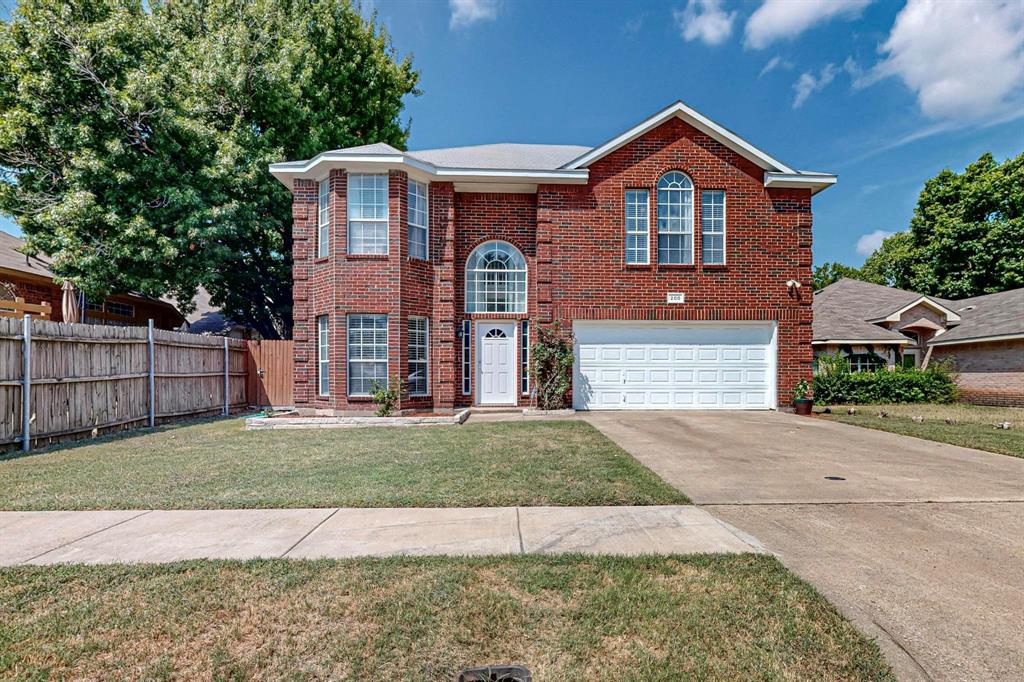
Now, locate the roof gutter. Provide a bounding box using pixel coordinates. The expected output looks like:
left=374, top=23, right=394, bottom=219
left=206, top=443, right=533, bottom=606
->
left=812, top=338, right=911, bottom=345
left=764, top=172, right=837, bottom=195
left=928, top=332, right=1024, bottom=347
left=269, top=152, right=589, bottom=189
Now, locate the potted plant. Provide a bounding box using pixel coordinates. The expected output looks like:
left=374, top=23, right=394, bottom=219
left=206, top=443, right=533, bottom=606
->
left=793, top=379, right=813, bottom=415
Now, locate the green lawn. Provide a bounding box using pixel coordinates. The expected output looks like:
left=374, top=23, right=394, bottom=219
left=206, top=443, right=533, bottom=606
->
left=0, top=554, right=893, bottom=681
left=0, top=418, right=688, bottom=510
left=820, top=403, right=1024, bottom=458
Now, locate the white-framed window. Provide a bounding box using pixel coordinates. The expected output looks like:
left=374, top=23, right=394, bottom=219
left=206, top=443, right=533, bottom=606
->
left=408, top=179, right=428, bottom=260
left=462, top=319, right=471, bottom=395
left=521, top=319, right=530, bottom=395
left=657, top=171, right=694, bottom=264
left=347, top=173, right=389, bottom=255
left=317, top=178, right=330, bottom=258
left=465, top=240, right=527, bottom=313
left=848, top=353, right=884, bottom=373
left=701, top=190, right=726, bottom=265
left=408, top=316, right=429, bottom=396
left=347, top=314, right=388, bottom=395
left=625, top=189, right=649, bottom=265
left=317, top=315, right=329, bottom=396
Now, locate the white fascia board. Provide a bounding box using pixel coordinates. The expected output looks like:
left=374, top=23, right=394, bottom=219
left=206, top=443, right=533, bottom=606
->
left=928, top=332, right=1024, bottom=346
left=269, top=152, right=588, bottom=189
left=812, top=339, right=911, bottom=345
left=867, top=296, right=961, bottom=324
left=764, top=171, right=838, bottom=195
left=563, top=100, right=798, bottom=174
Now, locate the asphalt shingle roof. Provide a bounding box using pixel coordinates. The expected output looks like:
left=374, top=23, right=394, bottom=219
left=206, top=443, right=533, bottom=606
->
left=931, top=287, right=1024, bottom=343
left=814, top=277, right=1024, bottom=345
left=408, top=143, right=592, bottom=171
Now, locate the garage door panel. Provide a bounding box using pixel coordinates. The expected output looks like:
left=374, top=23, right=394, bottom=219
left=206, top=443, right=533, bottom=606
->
left=573, top=322, right=776, bottom=410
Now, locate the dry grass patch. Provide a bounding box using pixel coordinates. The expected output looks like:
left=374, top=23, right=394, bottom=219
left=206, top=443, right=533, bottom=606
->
left=821, top=403, right=1024, bottom=458
left=0, top=419, right=688, bottom=510
left=0, top=555, right=893, bottom=681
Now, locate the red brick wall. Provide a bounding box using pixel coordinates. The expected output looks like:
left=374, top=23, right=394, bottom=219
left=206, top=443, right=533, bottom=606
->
left=931, top=340, right=1024, bottom=407
left=290, top=115, right=815, bottom=412
left=538, top=117, right=813, bottom=405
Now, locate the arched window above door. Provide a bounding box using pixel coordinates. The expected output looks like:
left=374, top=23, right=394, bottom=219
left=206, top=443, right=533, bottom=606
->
left=465, top=241, right=527, bottom=313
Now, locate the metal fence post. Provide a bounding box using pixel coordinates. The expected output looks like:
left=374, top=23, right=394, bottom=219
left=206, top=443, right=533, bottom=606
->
left=21, top=314, right=31, bottom=452
left=223, top=337, right=229, bottom=416
left=147, top=319, right=155, bottom=427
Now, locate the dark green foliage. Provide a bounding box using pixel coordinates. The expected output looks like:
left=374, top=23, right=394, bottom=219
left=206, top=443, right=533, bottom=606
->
left=859, top=153, right=1024, bottom=297
left=812, top=262, right=877, bottom=290
left=813, top=353, right=957, bottom=404
left=529, top=324, right=574, bottom=410
left=0, top=0, right=419, bottom=338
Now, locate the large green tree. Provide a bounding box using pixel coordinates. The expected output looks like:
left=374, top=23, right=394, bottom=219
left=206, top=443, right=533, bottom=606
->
left=865, top=153, right=1023, bottom=298
left=811, top=261, right=872, bottom=290
left=0, top=0, right=418, bottom=338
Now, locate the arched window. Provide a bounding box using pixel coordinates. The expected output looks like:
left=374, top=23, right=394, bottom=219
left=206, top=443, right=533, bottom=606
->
left=465, top=241, right=527, bottom=313
left=657, top=171, right=694, bottom=264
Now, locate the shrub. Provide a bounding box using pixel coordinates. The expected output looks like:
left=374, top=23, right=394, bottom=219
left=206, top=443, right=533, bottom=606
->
left=370, top=378, right=403, bottom=417
left=529, top=324, right=574, bottom=410
left=812, top=354, right=957, bottom=405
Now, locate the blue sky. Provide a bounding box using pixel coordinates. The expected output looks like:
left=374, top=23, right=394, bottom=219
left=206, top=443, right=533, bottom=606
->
left=3, top=0, right=1022, bottom=267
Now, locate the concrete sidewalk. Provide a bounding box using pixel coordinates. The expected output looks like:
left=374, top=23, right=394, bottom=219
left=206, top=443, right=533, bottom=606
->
left=0, top=505, right=763, bottom=565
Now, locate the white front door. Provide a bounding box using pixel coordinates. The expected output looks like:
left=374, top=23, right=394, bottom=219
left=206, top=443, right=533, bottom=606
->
left=476, top=321, right=517, bottom=405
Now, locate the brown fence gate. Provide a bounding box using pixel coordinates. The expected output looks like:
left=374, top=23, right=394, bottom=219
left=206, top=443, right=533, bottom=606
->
left=246, top=339, right=294, bottom=409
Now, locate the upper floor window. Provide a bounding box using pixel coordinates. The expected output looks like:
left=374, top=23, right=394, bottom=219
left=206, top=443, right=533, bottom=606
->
left=465, top=241, right=527, bottom=313
left=701, top=190, right=726, bottom=265
left=657, top=171, right=693, bottom=265
left=348, top=173, right=388, bottom=255
left=317, top=179, right=330, bottom=258
left=408, top=180, right=428, bottom=260
left=624, top=189, right=649, bottom=265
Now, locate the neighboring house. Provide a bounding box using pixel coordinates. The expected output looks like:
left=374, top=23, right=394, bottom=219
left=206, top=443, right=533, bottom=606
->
left=270, top=100, right=835, bottom=414
left=176, top=286, right=259, bottom=339
left=0, top=231, right=184, bottom=329
left=813, top=278, right=1024, bottom=406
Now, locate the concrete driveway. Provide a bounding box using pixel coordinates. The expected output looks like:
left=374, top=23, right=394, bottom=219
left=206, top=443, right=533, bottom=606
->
left=585, top=410, right=1024, bottom=682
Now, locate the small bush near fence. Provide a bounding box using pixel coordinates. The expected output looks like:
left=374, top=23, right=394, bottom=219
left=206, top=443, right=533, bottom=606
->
left=813, top=352, right=957, bottom=405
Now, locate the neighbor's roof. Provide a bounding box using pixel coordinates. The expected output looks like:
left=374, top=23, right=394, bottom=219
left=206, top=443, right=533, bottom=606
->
left=174, top=286, right=240, bottom=335
left=929, top=287, right=1024, bottom=345
left=814, top=277, right=1024, bottom=346
left=0, top=230, right=54, bottom=279
left=269, top=100, right=836, bottom=194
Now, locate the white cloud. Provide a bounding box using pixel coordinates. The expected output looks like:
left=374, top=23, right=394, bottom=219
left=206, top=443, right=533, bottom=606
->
left=623, top=13, right=646, bottom=36
left=673, top=0, right=736, bottom=46
left=449, top=0, right=498, bottom=30
left=792, top=63, right=838, bottom=108
left=758, top=55, right=793, bottom=77
left=862, top=0, right=1024, bottom=123
left=745, top=0, right=871, bottom=49
left=856, top=229, right=893, bottom=256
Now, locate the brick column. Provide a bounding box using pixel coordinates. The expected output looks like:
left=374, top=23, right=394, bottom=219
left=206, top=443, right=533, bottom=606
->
left=290, top=178, right=317, bottom=409
left=431, top=182, right=456, bottom=410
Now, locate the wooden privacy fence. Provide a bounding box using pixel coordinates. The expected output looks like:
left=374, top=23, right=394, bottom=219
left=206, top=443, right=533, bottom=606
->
left=0, top=316, right=249, bottom=451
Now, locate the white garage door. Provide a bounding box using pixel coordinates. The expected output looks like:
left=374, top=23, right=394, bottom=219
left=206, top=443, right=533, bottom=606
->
left=573, top=321, right=777, bottom=410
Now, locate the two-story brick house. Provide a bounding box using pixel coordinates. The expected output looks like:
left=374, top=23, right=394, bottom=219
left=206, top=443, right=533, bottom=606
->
left=270, top=101, right=835, bottom=414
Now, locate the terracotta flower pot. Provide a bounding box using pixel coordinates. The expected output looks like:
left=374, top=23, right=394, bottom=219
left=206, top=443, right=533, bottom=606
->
left=793, top=399, right=813, bottom=416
